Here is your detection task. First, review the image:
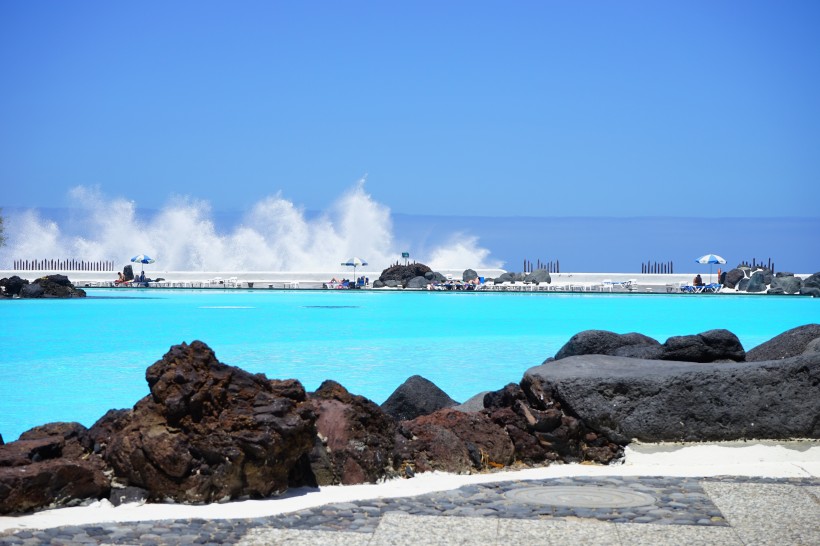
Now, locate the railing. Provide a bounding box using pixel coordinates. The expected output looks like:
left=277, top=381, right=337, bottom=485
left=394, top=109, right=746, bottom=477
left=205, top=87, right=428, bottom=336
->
left=523, top=259, right=560, bottom=273
left=738, top=258, right=775, bottom=273
left=641, top=261, right=674, bottom=274
left=11, top=259, right=115, bottom=272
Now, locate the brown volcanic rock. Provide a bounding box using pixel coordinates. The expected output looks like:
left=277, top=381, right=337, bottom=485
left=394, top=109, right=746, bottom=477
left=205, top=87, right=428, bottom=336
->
left=487, top=381, right=622, bottom=465
left=102, top=341, right=316, bottom=503
left=0, top=422, right=109, bottom=514
left=307, top=380, right=396, bottom=485
left=393, top=408, right=515, bottom=473
left=0, top=459, right=110, bottom=514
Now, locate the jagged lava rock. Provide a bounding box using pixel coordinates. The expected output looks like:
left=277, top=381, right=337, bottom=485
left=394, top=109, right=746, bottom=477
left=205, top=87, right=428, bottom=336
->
left=307, top=380, right=396, bottom=486
left=100, top=341, right=316, bottom=503
left=393, top=409, right=514, bottom=473
left=19, top=274, right=87, bottom=298
left=0, top=422, right=109, bottom=514
left=379, top=263, right=433, bottom=285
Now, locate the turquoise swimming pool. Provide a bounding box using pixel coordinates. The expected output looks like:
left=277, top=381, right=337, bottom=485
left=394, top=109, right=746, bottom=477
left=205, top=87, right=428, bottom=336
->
left=1, top=289, right=817, bottom=441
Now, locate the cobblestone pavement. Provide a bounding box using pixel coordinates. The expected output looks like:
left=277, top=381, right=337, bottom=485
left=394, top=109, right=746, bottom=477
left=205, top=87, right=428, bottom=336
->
left=1, top=476, right=818, bottom=545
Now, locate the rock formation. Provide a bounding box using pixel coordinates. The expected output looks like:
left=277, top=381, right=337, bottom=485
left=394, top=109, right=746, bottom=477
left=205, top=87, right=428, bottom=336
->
left=306, top=380, right=396, bottom=486
left=524, top=351, right=820, bottom=443
left=381, top=375, right=459, bottom=421
left=0, top=274, right=86, bottom=298
left=0, top=422, right=109, bottom=514
left=723, top=267, right=820, bottom=296
left=745, top=324, right=820, bottom=361
left=379, top=263, right=433, bottom=287
left=95, top=341, right=316, bottom=504
left=554, top=329, right=745, bottom=363
left=2, top=325, right=819, bottom=514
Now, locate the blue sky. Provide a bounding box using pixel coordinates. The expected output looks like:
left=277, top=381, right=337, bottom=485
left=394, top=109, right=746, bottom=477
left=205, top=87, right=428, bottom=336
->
left=1, top=1, right=818, bottom=218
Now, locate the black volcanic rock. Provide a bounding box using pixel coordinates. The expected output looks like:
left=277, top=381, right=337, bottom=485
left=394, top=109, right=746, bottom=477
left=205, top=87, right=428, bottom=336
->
left=660, top=329, right=745, bottom=363
left=381, top=375, right=458, bottom=421
left=0, top=276, right=29, bottom=297
left=15, top=275, right=86, bottom=298
left=746, top=270, right=769, bottom=292
left=769, top=274, right=802, bottom=295
left=723, top=268, right=745, bottom=289
left=746, top=324, right=820, bottom=361
left=554, top=330, right=662, bottom=360
left=379, top=263, right=433, bottom=286
left=524, top=269, right=551, bottom=284
left=524, top=351, right=820, bottom=443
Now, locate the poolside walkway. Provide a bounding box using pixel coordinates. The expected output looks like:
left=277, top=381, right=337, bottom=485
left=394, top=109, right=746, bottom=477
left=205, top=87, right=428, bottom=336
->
left=1, top=442, right=818, bottom=545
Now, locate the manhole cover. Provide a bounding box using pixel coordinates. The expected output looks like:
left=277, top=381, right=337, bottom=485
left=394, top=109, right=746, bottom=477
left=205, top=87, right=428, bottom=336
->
left=505, top=485, right=656, bottom=508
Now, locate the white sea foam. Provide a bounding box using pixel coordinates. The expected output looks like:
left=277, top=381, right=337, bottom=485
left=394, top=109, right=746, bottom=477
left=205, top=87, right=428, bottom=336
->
left=0, top=180, right=501, bottom=271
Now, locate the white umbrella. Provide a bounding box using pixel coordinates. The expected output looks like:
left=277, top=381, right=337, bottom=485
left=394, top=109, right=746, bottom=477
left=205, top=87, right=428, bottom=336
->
left=695, top=254, right=726, bottom=283
left=341, top=257, right=368, bottom=280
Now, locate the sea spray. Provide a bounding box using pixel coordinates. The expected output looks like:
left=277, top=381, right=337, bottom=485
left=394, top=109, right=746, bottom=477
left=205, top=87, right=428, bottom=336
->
left=0, top=181, right=502, bottom=271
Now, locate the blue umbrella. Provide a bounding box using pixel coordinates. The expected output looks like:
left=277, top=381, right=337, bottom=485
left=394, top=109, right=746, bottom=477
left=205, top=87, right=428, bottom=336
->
left=131, top=254, right=155, bottom=273
left=695, top=254, right=726, bottom=283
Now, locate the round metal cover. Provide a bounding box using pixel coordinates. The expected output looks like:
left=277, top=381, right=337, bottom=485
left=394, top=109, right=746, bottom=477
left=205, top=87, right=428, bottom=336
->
left=505, top=485, right=656, bottom=508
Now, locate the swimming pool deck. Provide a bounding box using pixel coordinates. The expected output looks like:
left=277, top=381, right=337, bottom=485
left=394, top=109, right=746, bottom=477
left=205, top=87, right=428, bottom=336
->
left=1, top=443, right=818, bottom=545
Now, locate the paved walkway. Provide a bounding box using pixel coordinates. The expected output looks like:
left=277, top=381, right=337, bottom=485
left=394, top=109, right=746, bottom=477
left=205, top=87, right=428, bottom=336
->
left=1, top=475, right=818, bottom=545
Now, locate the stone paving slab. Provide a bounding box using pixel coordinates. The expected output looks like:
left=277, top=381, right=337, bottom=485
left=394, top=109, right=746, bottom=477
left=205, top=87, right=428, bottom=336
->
left=703, top=482, right=820, bottom=546
left=1, top=476, right=818, bottom=545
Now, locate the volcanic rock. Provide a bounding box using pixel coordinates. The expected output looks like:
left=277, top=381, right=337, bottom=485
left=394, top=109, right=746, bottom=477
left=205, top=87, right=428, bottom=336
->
left=100, top=341, right=316, bottom=503
left=306, top=380, right=396, bottom=486
left=800, top=273, right=820, bottom=296
left=524, top=269, right=551, bottom=284
left=0, top=422, right=109, bottom=514
left=746, top=324, right=820, bottom=361
left=16, top=275, right=86, bottom=298
left=393, top=409, right=515, bottom=473
left=554, top=330, right=662, bottom=361
left=405, top=275, right=430, bottom=289
left=424, top=271, right=447, bottom=282
left=524, top=352, right=820, bottom=443
left=723, top=268, right=745, bottom=289
left=0, top=275, right=29, bottom=297
left=659, top=329, right=745, bottom=362
left=379, top=263, right=433, bottom=286
left=769, top=274, right=802, bottom=295
left=381, top=375, right=458, bottom=422
left=746, top=270, right=769, bottom=292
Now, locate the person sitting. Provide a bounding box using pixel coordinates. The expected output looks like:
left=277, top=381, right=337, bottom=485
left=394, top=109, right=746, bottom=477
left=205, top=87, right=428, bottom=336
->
left=114, top=272, right=128, bottom=285
left=693, top=274, right=704, bottom=286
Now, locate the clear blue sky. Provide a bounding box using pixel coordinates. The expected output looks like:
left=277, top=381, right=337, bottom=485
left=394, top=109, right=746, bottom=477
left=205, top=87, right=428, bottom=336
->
left=1, top=1, right=818, bottom=218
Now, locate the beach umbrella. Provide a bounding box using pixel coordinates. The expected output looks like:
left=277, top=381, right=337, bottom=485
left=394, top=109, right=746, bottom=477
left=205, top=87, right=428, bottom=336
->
left=341, top=257, right=367, bottom=280
left=131, top=254, right=155, bottom=273
left=695, top=254, right=726, bottom=283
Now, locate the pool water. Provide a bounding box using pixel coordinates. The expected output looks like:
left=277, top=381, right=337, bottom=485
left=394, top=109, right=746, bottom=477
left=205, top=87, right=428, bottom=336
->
left=1, top=289, right=817, bottom=441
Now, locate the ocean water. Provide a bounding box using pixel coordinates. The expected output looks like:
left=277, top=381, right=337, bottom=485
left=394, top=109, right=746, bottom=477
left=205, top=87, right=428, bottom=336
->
left=3, top=193, right=818, bottom=273
left=0, top=289, right=817, bottom=441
